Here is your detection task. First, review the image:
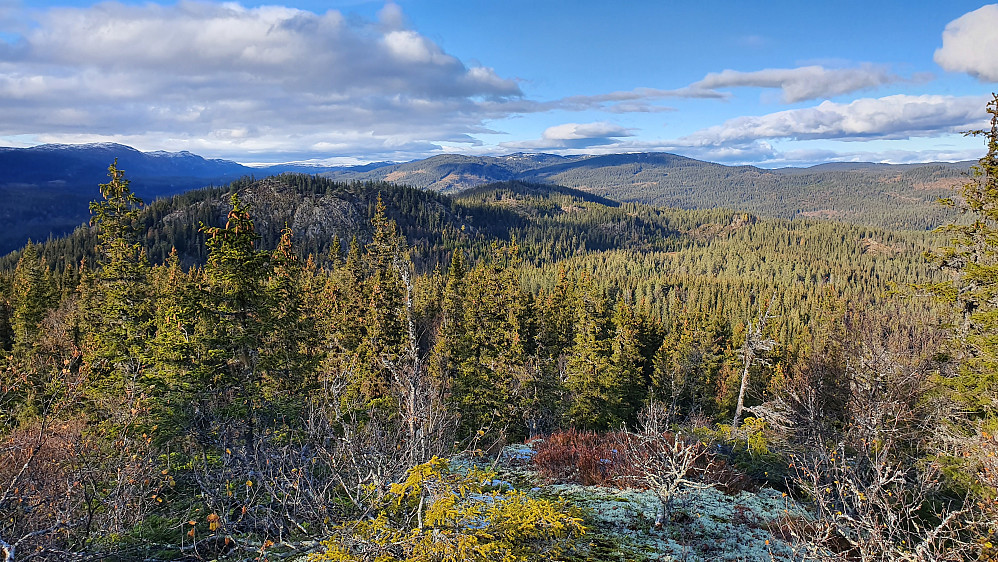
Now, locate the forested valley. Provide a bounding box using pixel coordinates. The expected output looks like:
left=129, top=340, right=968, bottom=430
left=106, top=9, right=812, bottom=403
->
left=1, top=105, right=998, bottom=561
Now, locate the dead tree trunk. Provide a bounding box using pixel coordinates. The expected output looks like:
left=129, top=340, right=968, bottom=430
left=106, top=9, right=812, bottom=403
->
left=732, top=294, right=777, bottom=428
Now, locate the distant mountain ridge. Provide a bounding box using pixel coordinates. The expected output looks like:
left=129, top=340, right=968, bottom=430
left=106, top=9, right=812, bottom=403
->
left=319, top=151, right=972, bottom=230
left=0, top=142, right=250, bottom=185
left=0, top=143, right=975, bottom=255
left=0, top=143, right=386, bottom=255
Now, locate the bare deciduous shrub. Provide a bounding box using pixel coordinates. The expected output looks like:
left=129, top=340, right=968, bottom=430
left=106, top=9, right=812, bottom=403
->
left=773, top=309, right=985, bottom=560
left=0, top=419, right=82, bottom=559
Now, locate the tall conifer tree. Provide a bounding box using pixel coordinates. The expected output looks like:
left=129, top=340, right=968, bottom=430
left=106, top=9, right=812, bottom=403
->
left=197, top=193, right=271, bottom=449
left=10, top=242, right=50, bottom=355
left=930, top=93, right=998, bottom=422
left=83, top=160, right=153, bottom=398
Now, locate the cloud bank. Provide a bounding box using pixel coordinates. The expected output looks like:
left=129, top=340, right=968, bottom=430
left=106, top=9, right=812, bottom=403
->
left=506, top=95, right=986, bottom=165
left=503, top=121, right=635, bottom=149
left=0, top=1, right=984, bottom=166
left=679, top=94, right=986, bottom=145
left=0, top=1, right=522, bottom=160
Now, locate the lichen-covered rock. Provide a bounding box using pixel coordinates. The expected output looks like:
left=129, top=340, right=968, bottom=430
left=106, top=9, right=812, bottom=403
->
left=546, top=484, right=803, bottom=561
left=494, top=442, right=808, bottom=562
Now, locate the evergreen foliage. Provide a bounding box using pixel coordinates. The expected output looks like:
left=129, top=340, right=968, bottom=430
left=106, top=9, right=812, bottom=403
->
left=320, top=152, right=970, bottom=230
left=930, top=93, right=998, bottom=421
left=925, top=93, right=998, bottom=531
left=81, top=159, right=154, bottom=401
left=9, top=242, right=51, bottom=355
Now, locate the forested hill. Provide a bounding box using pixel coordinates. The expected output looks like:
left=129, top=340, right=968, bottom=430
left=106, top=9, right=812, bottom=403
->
left=321, top=152, right=970, bottom=230
left=1, top=176, right=688, bottom=273
left=3, top=166, right=980, bottom=560
left=4, top=173, right=942, bottom=327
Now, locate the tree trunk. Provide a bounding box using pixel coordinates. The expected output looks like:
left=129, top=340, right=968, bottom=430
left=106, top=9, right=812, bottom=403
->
left=731, top=358, right=752, bottom=429
left=732, top=294, right=776, bottom=428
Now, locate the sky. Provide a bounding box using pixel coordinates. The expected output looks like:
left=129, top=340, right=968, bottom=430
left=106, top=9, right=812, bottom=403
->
left=1, top=0, right=997, bottom=167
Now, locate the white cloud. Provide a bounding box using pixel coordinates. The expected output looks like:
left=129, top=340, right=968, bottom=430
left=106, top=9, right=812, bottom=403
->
left=383, top=30, right=454, bottom=65
left=377, top=2, right=406, bottom=30
left=552, top=86, right=723, bottom=112
left=0, top=1, right=522, bottom=161
left=678, top=95, right=987, bottom=146
left=502, top=121, right=634, bottom=149
left=0, top=2, right=982, bottom=165
left=542, top=122, right=633, bottom=140
left=465, top=86, right=722, bottom=118
left=934, top=4, right=998, bottom=81
left=689, top=64, right=907, bottom=103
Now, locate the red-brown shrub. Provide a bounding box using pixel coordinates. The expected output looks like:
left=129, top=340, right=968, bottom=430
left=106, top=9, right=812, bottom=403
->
left=532, top=429, right=637, bottom=486
left=532, top=428, right=757, bottom=494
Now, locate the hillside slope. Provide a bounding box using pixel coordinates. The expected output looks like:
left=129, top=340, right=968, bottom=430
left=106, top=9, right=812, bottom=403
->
left=8, top=176, right=941, bottom=332
left=6, top=176, right=690, bottom=273
left=0, top=144, right=386, bottom=254
left=322, top=152, right=970, bottom=230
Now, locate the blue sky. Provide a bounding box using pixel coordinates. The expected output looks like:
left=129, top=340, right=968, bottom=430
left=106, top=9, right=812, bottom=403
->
left=0, top=0, right=996, bottom=166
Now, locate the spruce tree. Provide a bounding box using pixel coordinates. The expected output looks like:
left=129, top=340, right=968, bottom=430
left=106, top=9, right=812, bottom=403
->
left=82, top=160, right=153, bottom=397
left=430, top=250, right=469, bottom=391
left=364, top=196, right=408, bottom=361
left=926, top=95, right=998, bottom=523
left=320, top=198, right=412, bottom=416
left=448, top=244, right=530, bottom=438
left=197, top=193, right=271, bottom=450
left=929, top=93, right=998, bottom=422
left=10, top=242, right=51, bottom=355
left=261, top=227, right=320, bottom=404
left=651, top=316, right=720, bottom=423
left=609, top=299, right=645, bottom=426
left=563, top=283, right=618, bottom=430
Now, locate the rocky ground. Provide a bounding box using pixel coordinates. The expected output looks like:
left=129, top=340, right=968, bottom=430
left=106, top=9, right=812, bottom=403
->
left=494, top=442, right=809, bottom=562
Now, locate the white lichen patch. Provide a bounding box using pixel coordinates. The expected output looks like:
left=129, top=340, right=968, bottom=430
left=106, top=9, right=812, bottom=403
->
left=501, top=442, right=537, bottom=463
left=489, top=442, right=808, bottom=561
left=544, top=483, right=804, bottom=561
